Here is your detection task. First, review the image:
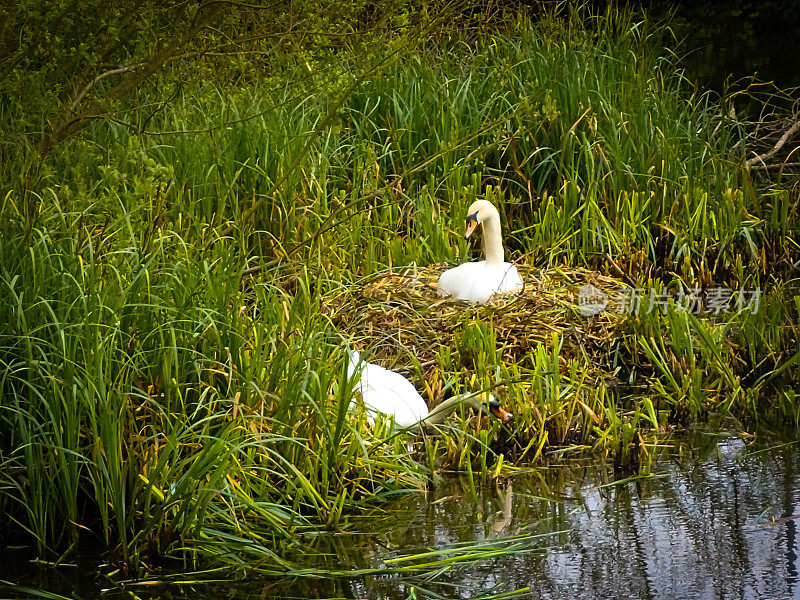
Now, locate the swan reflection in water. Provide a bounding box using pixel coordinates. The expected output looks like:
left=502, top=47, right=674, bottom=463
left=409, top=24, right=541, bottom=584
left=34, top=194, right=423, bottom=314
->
left=273, top=435, right=800, bottom=600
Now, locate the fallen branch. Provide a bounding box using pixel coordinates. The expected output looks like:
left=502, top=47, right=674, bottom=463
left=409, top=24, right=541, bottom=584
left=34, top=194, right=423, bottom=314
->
left=745, top=115, right=800, bottom=167
left=747, top=161, right=800, bottom=170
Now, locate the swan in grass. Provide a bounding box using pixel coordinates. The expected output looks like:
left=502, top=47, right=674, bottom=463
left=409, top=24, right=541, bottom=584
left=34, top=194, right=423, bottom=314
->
left=347, top=350, right=513, bottom=429
left=437, top=199, right=523, bottom=304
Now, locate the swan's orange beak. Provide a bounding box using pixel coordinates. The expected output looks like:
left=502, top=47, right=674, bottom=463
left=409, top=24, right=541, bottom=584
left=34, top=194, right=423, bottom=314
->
left=490, top=405, right=514, bottom=423
left=465, top=213, right=479, bottom=239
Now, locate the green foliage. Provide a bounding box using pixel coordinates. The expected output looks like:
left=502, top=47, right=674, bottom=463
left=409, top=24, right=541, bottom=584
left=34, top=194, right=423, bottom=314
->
left=0, top=198, right=424, bottom=567
left=0, top=1, right=797, bottom=575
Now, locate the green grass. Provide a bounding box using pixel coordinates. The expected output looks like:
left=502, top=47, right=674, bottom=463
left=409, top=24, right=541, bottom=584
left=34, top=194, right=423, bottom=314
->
left=1, top=4, right=798, bottom=575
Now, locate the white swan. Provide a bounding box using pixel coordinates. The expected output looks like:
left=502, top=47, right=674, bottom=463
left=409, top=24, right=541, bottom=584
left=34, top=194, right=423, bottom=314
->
left=347, top=350, right=512, bottom=429
left=437, top=199, right=523, bottom=304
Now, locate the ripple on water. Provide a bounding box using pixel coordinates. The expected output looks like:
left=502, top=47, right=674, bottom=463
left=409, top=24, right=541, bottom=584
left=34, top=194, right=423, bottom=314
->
left=2, top=435, right=798, bottom=600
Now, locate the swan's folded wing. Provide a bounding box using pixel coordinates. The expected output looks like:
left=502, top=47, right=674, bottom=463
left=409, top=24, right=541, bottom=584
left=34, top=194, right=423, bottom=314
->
left=437, top=262, right=494, bottom=303
left=496, top=263, right=523, bottom=293
left=360, top=363, right=429, bottom=427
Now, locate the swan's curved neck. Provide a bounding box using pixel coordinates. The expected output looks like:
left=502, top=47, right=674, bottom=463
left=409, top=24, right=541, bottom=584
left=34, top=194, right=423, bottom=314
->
left=422, top=394, right=483, bottom=425
left=482, top=211, right=504, bottom=266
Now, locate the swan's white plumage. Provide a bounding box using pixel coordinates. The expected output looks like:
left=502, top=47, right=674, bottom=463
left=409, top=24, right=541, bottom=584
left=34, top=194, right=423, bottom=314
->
left=437, top=260, right=523, bottom=304
left=347, top=351, right=429, bottom=428
left=437, top=199, right=523, bottom=304
left=347, top=350, right=513, bottom=428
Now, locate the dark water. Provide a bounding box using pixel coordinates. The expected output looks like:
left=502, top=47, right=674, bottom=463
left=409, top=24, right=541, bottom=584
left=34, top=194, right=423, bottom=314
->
left=680, top=5, right=800, bottom=90
left=3, top=433, right=798, bottom=600
left=270, top=433, right=800, bottom=600
left=643, top=0, right=800, bottom=91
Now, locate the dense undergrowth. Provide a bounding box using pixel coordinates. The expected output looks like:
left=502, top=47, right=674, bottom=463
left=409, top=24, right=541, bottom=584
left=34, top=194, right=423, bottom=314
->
left=0, top=4, right=798, bottom=573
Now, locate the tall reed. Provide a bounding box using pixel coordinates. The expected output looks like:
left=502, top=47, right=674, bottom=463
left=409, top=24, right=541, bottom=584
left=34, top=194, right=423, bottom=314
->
left=0, top=4, right=797, bottom=571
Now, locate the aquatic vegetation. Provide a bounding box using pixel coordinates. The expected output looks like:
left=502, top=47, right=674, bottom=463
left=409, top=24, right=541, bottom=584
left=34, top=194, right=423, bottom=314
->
left=0, top=2, right=798, bottom=576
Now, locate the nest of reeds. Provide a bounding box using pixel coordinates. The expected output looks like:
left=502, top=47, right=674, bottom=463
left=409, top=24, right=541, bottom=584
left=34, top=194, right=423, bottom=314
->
left=325, top=263, right=627, bottom=384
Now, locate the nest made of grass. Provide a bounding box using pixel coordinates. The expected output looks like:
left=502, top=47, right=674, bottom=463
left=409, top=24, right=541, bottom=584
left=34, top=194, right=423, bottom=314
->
left=325, top=263, right=626, bottom=380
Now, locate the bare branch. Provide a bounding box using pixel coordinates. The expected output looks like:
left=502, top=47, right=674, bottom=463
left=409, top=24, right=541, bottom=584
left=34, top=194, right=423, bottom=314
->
left=745, top=115, right=800, bottom=167
left=69, top=63, right=144, bottom=113
left=748, top=161, right=800, bottom=170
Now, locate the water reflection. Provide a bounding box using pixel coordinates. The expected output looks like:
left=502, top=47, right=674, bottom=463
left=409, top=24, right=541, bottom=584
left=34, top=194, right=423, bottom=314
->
left=268, top=435, right=800, bottom=600
left=3, top=435, right=798, bottom=600
left=533, top=437, right=800, bottom=600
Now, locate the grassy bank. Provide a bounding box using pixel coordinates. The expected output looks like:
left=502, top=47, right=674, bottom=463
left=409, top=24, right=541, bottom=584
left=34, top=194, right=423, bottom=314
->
left=1, top=5, right=798, bottom=573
